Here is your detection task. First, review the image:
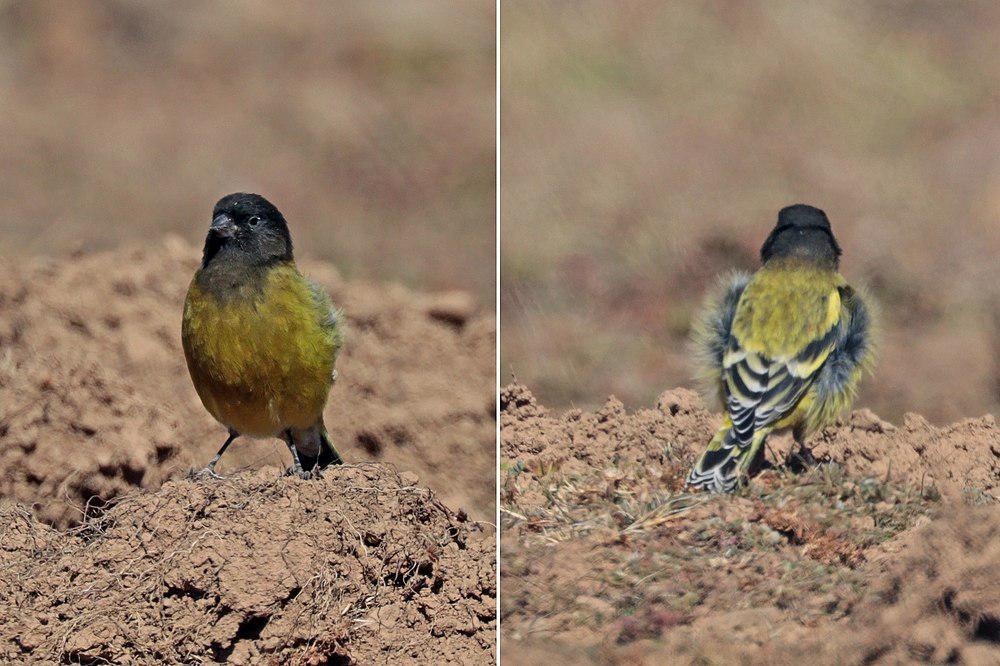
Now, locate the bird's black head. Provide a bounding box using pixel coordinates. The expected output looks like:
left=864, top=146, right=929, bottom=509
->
left=202, top=193, right=293, bottom=268
left=760, top=204, right=841, bottom=269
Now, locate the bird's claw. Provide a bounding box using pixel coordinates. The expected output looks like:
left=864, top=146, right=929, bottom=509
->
left=787, top=447, right=819, bottom=471
left=283, top=466, right=320, bottom=480
left=188, top=467, right=224, bottom=481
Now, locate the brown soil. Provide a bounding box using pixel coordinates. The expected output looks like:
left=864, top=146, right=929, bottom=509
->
left=500, top=383, right=999, bottom=664
left=775, top=504, right=1000, bottom=665
left=0, top=465, right=496, bottom=664
left=0, top=241, right=496, bottom=662
left=0, top=237, right=495, bottom=528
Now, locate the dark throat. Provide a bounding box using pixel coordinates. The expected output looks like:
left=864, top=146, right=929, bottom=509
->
left=196, top=245, right=286, bottom=302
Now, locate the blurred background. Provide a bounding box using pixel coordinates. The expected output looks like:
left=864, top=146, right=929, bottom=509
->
left=0, top=0, right=495, bottom=300
left=501, top=0, right=1000, bottom=423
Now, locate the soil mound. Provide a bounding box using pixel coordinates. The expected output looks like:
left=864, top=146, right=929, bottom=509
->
left=0, top=239, right=495, bottom=527
left=812, top=409, right=998, bottom=502
left=0, top=464, right=496, bottom=664
left=500, top=383, right=998, bottom=664
left=501, top=384, right=998, bottom=506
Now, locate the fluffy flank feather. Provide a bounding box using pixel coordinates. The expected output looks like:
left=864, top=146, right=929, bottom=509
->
left=806, top=284, right=878, bottom=432
left=689, top=271, right=751, bottom=409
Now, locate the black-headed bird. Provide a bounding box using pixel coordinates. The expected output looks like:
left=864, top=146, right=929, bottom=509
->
left=687, top=204, right=874, bottom=493
left=182, top=193, right=345, bottom=477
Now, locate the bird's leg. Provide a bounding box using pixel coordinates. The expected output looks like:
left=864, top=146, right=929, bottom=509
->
left=191, top=429, right=239, bottom=479
left=788, top=428, right=817, bottom=470
left=283, top=429, right=307, bottom=478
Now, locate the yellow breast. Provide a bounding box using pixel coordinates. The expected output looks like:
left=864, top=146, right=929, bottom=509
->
left=181, top=264, right=337, bottom=436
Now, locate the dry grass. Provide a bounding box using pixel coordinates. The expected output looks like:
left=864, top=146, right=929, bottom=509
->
left=502, top=449, right=940, bottom=649
left=502, top=447, right=935, bottom=550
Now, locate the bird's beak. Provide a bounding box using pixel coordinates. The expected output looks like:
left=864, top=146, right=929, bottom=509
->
left=209, top=213, right=236, bottom=238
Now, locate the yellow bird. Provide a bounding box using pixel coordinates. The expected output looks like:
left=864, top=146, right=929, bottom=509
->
left=687, top=204, right=874, bottom=493
left=182, top=193, right=345, bottom=477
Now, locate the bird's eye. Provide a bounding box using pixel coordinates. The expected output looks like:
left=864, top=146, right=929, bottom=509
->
left=248, top=216, right=261, bottom=226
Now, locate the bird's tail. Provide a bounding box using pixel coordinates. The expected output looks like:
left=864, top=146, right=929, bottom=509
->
left=317, top=428, right=344, bottom=467
left=687, top=418, right=767, bottom=493
left=295, top=425, right=344, bottom=472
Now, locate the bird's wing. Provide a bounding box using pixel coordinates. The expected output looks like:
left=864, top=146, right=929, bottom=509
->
left=306, top=279, right=345, bottom=355
left=722, top=292, right=842, bottom=447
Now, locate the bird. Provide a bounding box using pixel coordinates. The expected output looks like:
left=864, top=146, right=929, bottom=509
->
left=181, top=193, right=345, bottom=477
left=686, top=204, right=875, bottom=493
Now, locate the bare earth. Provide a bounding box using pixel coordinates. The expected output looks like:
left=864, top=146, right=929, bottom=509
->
left=1, top=467, right=494, bottom=664
left=500, top=383, right=999, bottom=664
left=0, top=240, right=497, bottom=663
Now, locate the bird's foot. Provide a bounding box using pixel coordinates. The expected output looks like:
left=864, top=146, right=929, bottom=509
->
left=188, top=466, right=224, bottom=481
left=283, top=465, right=320, bottom=480
left=786, top=447, right=818, bottom=472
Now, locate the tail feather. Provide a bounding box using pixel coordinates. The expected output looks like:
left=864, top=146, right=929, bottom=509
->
left=317, top=429, right=344, bottom=467
left=687, top=424, right=766, bottom=493
left=295, top=427, right=345, bottom=472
